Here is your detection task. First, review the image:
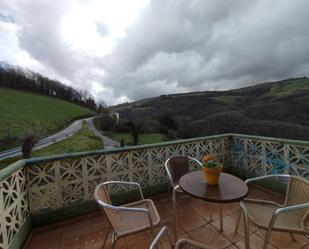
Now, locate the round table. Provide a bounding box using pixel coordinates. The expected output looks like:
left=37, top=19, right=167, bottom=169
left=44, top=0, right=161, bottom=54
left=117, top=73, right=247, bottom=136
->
left=179, top=171, right=248, bottom=231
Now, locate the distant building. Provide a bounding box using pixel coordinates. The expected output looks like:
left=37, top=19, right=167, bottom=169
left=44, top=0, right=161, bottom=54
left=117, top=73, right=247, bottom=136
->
left=110, top=112, right=119, bottom=125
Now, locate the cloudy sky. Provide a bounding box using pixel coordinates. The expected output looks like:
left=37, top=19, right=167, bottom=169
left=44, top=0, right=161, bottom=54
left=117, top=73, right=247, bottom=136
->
left=1, top=0, right=309, bottom=105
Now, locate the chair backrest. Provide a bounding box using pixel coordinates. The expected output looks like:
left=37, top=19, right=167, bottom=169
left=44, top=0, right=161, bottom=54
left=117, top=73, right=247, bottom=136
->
left=94, top=183, right=123, bottom=233
left=165, top=156, right=191, bottom=187
left=285, top=176, right=309, bottom=228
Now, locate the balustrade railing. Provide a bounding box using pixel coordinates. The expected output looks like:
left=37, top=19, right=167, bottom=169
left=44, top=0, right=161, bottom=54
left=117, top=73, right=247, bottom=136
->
left=0, top=133, right=308, bottom=249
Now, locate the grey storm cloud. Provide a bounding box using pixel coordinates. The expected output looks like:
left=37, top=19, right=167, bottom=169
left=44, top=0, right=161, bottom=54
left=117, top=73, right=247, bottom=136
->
left=14, top=0, right=83, bottom=81
left=102, top=0, right=309, bottom=101
left=1, top=0, right=309, bottom=104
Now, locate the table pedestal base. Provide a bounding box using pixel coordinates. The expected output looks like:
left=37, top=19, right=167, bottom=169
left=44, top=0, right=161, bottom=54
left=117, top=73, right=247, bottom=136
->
left=219, top=204, right=223, bottom=232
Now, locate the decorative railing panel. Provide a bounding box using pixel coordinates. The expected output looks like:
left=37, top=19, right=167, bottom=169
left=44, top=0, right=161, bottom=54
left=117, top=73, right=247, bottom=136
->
left=0, top=133, right=308, bottom=248
left=0, top=168, right=29, bottom=249
left=27, top=136, right=230, bottom=213
left=231, top=135, right=309, bottom=178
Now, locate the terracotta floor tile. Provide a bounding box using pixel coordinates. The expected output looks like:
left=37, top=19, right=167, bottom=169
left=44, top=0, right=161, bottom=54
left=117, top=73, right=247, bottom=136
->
left=190, top=197, right=206, bottom=207
left=59, top=232, right=92, bottom=249
left=160, top=216, right=186, bottom=237
left=247, top=187, right=285, bottom=205
left=301, top=242, right=309, bottom=249
left=208, top=202, right=240, bottom=218
left=188, top=224, right=232, bottom=249
left=178, top=209, right=207, bottom=232
left=31, top=227, right=63, bottom=243
left=62, top=219, right=92, bottom=237
left=224, top=245, right=239, bottom=249
left=159, top=195, right=172, bottom=206
left=26, top=186, right=296, bottom=249
left=211, top=214, right=244, bottom=243
left=26, top=239, right=60, bottom=249
left=236, top=233, right=277, bottom=249
left=172, top=196, right=195, bottom=213
left=126, top=230, right=154, bottom=249
left=233, top=211, right=257, bottom=234
left=102, top=238, right=128, bottom=249
left=268, top=231, right=308, bottom=249
left=193, top=202, right=214, bottom=222
left=156, top=203, right=173, bottom=218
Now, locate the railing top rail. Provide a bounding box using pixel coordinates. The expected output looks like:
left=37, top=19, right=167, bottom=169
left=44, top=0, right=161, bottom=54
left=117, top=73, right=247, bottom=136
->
left=1, top=133, right=309, bottom=182
left=0, top=159, right=25, bottom=182
left=228, top=133, right=309, bottom=146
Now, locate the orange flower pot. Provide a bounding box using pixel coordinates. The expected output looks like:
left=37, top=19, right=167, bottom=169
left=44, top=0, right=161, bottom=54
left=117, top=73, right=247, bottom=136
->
left=203, top=164, right=223, bottom=185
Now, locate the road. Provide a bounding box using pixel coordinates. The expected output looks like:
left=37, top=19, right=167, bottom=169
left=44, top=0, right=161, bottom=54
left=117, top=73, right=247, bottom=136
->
left=86, top=118, right=120, bottom=149
left=0, top=119, right=85, bottom=160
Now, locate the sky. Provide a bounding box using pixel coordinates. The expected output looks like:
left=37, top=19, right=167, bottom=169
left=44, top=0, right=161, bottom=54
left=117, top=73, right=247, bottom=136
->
left=0, top=0, right=309, bottom=105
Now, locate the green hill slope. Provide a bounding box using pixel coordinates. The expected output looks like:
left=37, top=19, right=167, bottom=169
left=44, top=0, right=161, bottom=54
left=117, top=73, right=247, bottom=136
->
left=0, top=87, right=94, bottom=150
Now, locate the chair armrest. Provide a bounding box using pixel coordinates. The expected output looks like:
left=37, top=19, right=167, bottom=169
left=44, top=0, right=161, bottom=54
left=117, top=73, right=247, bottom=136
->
left=244, top=198, right=282, bottom=207
left=276, top=203, right=309, bottom=215
left=103, top=180, right=144, bottom=199
left=188, top=156, right=202, bottom=167
left=149, top=226, right=168, bottom=249
left=97, top=199, right=154, bottom=228
left=245, top=174, right=291, bottom=184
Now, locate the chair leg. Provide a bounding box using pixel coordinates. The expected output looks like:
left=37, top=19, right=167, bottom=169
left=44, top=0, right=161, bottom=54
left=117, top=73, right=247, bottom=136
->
left=256, top=227, right=266, bottom=240
left=290, top=233, right=296, bottom=242
left=111, top=231, right=117, bottom=249
left=172, top=189, right=177, bottom=244
left=207, top=202, right=213, bottom=222
left=262, top=227, right=273, bottom=249
left=101, top=224, right=112, bottom=249
left=240, top=202, right=250, bottom=249
left=234, top=209, right=242, bottom=234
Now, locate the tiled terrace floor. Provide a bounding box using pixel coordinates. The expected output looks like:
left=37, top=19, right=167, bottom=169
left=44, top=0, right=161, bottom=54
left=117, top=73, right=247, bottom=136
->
left=25, top=185, right=309, bottom=249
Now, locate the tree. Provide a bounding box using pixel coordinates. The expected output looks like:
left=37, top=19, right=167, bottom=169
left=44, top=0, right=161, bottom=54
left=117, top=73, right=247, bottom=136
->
left=158, top=113, right=178, bottom=131
left=128, top=121, right=142, bottom=145
left=21, top=135, right=36, bottom=159
left=93, top=112, right=116, bottom=131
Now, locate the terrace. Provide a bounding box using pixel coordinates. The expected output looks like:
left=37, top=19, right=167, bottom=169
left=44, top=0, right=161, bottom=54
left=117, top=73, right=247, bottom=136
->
left=0, top=133, right=308, bottom=249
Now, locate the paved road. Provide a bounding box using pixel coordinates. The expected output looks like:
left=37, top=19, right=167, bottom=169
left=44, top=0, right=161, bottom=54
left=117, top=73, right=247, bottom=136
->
left=0, top=119, right=85, bottom=160
left=86, top=118, right=120, bottom=149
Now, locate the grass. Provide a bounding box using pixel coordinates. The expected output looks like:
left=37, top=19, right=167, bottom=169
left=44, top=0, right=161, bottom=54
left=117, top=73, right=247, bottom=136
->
left=0, top=156, right=22, bottom=171
left=269, top=78, right=309, bottom=96
left=107, top=132, right=164, bottom=145
left=0, top=87, right=94, bottom=150
left=212, top=95, right=242, bottom=103
left=31, top=122, right=102, bottom=157
left=0, top=122, right=102, bottom=170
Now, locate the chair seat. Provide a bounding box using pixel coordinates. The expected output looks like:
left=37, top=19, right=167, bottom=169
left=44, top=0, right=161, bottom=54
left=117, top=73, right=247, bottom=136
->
left=115, top=199, right=160, bottom=237
left=244, top=201, right=307, bottom=233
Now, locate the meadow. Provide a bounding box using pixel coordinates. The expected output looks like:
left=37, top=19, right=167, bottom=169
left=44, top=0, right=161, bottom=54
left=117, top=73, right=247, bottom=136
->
left=0, top=87, right=94, bottom=150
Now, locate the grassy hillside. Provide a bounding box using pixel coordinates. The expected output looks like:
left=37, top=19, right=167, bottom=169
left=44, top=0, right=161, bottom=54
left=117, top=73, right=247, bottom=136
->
left=0, top=122, right=102, bottom=170
left=0, top=87, right=94, bottom=150
left=112, top=77, right=309, bottom=140
left=106, top=132, right=164, bottom=145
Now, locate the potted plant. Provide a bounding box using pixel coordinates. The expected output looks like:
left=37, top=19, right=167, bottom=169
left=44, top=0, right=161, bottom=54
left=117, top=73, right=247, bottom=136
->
left=201, top=154, right=223, bottom=185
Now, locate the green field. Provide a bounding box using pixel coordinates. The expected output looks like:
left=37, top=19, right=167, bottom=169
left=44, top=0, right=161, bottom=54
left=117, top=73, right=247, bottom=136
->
left=212, top=95, right=243, bottom=104
left=269, top=78, right=309, bottom=96
left=0, top=122, right=102, bottom=170
left=0, top=87, right=94, bottom=150
left=107, top=132, right=164, bottom=145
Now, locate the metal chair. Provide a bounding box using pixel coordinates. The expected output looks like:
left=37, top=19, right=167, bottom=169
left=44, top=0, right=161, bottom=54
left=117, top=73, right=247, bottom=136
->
left=236, top=174, right=309, bottom=249
left=149, top=226, right=213, bottom=249
left=165, top=156, right=213, bottom=242
left=94, top=181, right=161, bottom=248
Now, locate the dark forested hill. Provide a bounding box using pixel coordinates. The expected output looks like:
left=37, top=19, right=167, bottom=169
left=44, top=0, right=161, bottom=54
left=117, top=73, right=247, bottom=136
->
left=112, top=78, right=309, bottom=140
